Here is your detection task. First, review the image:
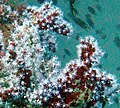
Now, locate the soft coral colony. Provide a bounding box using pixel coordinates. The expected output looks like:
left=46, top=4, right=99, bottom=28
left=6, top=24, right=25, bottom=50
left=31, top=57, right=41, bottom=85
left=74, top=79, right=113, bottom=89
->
left=0, top=1, right=119, bottom=108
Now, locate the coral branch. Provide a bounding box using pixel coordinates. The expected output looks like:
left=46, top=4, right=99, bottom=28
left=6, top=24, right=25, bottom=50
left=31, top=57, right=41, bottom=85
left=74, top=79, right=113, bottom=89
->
left=26, top=2, right=73, bottom=35
left=0, top=1, right=119, bottom=108
left=39, top=36, right=116, bottom=108
left=77, top=36, right=104, bottom=67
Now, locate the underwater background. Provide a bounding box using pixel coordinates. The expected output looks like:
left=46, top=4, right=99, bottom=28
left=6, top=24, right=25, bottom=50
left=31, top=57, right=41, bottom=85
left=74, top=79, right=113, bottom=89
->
left=6, top=0, right=120, bottom=107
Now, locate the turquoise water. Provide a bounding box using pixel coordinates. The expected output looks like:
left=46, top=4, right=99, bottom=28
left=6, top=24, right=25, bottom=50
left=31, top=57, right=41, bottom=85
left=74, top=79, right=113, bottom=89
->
left=18, top=0, right=120, bottom=107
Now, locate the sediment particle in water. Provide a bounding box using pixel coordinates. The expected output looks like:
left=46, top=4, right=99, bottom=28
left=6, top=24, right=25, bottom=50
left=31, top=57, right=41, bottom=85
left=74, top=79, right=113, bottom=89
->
left=62, top=54, right=66, bottom=58
left=85, top=14, right=94, bottom=28
left=104, top=53, right=108, bottom=58
left=88, top=6, right=96, bottom=15
left=114, top=36, right=120, bottom=49
left=96, top=29, right=106, bottom=39
left=95, top=4, right=102, bottom=12
left=98, top=64, right=102, bottom=68
left=75, top=34, right=80, bottom=40
left=73, top=16, right=90, bottom=30
left=37, top=0, right=45, bottom=3
left=116, top=67, right=120, bottom=71
left=115, top=24, right=120, bottom=31
left=64, top=48, right=71, bottom=56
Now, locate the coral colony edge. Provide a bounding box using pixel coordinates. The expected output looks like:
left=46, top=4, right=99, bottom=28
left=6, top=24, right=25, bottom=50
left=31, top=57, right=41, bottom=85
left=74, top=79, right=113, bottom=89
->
left=0, top=1, right=119, bottom=108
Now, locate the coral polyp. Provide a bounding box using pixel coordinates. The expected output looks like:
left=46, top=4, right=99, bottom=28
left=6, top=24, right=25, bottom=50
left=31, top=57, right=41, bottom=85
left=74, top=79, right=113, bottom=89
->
left=0, top=1, right=119, bottom=108
left=35, top=36, right=117, bottom=108
left=26, top=2, right=73, bottom=35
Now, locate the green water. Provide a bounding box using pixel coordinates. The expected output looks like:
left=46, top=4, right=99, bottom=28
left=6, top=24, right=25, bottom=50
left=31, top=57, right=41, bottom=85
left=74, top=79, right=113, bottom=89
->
left=18, top=0, right=120, bottom=107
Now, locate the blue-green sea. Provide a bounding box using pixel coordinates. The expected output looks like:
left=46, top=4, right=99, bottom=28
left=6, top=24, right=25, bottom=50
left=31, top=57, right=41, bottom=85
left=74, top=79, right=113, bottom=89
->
left=17, top=0, right=120, bottom=107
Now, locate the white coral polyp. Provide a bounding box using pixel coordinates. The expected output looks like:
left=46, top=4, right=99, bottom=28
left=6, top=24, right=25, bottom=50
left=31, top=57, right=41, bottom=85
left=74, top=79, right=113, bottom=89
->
left=0, top=1, right=119, bottom=107
left=77, top=36, right=104, bottom=65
